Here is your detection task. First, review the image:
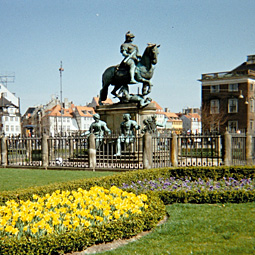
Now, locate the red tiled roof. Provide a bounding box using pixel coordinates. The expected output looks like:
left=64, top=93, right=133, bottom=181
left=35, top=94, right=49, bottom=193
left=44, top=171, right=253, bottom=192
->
left=151, top=100, right=163, bottom=111
left=185, top=113, right=201, bottom=121
left=76, top=106, right=95, bottom=117
left=44, top=104, right=74, bottom=117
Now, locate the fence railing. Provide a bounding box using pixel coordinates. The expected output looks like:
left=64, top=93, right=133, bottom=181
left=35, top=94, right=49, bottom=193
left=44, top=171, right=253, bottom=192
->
left=177, top=134, right=223, bottom=167
left=1, top=131, right=254, bottom=170
left=231, top=133, right=246, bottom=165
left=152, top=134, right=172, bottom=168
left=6, top=137, right=42, bottom=167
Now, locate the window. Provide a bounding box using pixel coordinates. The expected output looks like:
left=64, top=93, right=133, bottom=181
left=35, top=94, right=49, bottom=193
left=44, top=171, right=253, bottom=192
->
left=210, top=99, right=219, bottom=114
left=228, top=121, right=238, bottom=132
left=5, top=116, right=8, bottom=121
left=11, top=125, right=14, bottom=131
left=228, top=83, right=238, bottom=92
left=210, top=85, right=220, bottom=93
left=5, top=125, right=9, bottom=131
left=250, top=83, right=254, bottom=91
left=250, top=120, right=254, bottom=131
left=250, top=100, right=255, bottom=113
left=228, top=99, right=238, bottom=113
left=16, top=126, right=19, bottom=132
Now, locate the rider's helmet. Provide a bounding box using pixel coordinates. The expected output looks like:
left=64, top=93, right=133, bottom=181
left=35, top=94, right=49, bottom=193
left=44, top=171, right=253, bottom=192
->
left=125, top=31, right=135, bottom=40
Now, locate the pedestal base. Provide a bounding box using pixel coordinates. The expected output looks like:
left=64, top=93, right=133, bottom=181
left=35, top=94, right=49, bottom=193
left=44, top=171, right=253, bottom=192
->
left=96, top=102, right=157, bottom=133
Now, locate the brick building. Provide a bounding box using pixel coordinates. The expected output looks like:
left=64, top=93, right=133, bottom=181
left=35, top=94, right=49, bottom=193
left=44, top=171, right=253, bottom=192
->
left=200, top=55, right=255, bottom=133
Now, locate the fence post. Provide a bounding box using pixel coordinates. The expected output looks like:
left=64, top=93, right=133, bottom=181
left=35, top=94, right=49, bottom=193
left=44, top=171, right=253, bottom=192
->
left=143, top=132, right=152, bottom=169
left=26, top=139, right=32, bottom=162
left=224, top=130, right=232, bottom=166
left=171, top=133, right=178, bottom=167
left=217, top=135, right=221, bottom=157
left=69, top=137, right=74, bottom=157
left=246, top=132, right=252, bottom=165
left=1, top=136, right=7, bottom=167
left=42, top=134, right=49, bottom=169
left=88, top=134, right=96, bottom=170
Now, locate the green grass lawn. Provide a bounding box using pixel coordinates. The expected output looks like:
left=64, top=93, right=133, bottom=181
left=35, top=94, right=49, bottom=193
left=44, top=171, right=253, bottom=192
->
left=100, top=203, right=255, bottom=255
left=0, top=168, right=254, bottom=254
left=0, top=168, right=116, bottom=192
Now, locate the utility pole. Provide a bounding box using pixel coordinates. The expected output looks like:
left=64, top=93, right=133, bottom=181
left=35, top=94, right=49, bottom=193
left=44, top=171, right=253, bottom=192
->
left=59, top=61, right=64, bottom=136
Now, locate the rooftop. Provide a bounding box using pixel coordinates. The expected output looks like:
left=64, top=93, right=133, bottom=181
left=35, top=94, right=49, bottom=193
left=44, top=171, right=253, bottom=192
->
left=200, top=55, right=255, bottom=81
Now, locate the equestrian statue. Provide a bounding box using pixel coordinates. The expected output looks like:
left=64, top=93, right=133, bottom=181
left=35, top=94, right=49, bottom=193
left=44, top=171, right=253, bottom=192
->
left=99, top=31, right=160, bottom=106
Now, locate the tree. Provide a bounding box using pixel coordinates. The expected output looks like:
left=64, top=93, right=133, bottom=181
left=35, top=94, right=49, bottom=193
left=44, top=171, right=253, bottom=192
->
left=201, top=102, right=228, bottom=133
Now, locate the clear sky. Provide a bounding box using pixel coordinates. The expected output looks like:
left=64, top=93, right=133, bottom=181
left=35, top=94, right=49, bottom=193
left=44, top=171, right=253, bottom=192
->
left=1, top=0, right=255, bottom=114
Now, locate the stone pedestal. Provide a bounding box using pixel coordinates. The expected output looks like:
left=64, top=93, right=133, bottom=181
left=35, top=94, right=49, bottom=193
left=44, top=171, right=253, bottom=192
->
left=96, top=102, right=157, bottom=133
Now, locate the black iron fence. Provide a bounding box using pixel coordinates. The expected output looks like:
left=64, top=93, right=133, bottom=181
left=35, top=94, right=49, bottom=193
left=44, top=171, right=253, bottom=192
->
left=177, top=134, right=223, bottom=167
left=231, top=133, right=246, bottom=165
left=152, top=134, right=172, bottom=168
left=1, top=131, right=254, bottom=170
left=6, top=137, right=42, bottom=167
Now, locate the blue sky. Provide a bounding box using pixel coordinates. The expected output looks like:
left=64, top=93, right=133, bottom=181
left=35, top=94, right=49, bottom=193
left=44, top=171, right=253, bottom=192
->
left=1, top=0, right=255, bottom=114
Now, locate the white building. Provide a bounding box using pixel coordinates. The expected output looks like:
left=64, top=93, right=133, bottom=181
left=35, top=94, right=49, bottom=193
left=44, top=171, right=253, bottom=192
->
left=180, top=113, right=202, bottom=134
left=73, top=106, right=95, bottom=131
left=0, top=84, right=21, bottom=136
left=0, top=84, right=19, bottom=107
left=42, top=104, right=79, bottom=136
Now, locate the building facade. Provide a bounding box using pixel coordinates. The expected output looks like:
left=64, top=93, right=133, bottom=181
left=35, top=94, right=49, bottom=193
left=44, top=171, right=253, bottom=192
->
left=0, top=84, right=21, bottom=136
left=200, top=55, right=255, bottom=133
left=180, top=113, right=202, bottom=134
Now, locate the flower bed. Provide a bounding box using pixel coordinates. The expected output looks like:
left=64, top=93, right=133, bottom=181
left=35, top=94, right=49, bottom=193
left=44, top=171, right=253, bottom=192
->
left=120, top=177, right=255, bottom=204
left=121, top=177, right=254, bottom=192
left=0, top=186, right=165, bottom=255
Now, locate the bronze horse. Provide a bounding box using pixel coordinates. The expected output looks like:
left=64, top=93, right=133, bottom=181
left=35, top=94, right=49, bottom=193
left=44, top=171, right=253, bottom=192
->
left=99, top=44, right=160, bottom=105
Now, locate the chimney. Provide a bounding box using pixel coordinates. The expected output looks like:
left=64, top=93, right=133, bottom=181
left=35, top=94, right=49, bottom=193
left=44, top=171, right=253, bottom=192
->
left=64, top=98, right=69, bottom=108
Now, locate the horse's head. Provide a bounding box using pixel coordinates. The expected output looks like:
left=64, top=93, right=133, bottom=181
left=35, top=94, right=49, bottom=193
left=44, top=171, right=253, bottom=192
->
left=146, top=43, right=160, bottom=65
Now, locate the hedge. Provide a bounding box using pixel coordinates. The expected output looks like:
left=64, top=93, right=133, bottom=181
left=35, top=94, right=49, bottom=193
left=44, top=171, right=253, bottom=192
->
left=0, top=166, right=254, bottom=206
left=0, top=192, right=165, bottom=255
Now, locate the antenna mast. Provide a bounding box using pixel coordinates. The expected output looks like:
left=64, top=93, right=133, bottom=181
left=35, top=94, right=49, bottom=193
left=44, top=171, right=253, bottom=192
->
left=0, top=72, right=15, bottom=88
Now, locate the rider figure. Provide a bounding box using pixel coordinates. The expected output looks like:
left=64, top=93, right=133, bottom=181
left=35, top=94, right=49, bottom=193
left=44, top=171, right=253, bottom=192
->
left=120, top=31, right=141, bottom=84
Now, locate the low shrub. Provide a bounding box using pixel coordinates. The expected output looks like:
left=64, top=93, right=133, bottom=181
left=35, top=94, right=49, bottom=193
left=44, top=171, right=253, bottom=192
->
left=0, top=166, right=254, bottom=206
